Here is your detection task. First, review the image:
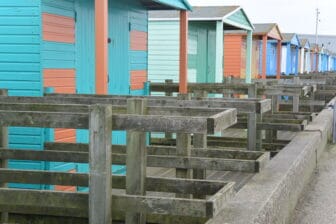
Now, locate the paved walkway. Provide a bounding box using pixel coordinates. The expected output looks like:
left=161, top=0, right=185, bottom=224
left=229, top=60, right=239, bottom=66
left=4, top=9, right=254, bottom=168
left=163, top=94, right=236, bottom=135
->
left=291, top=144, right=336, bottom=224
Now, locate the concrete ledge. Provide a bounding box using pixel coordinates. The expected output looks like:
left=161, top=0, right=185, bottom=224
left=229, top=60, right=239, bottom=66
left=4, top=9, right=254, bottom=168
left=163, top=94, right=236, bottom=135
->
left=207, top=105, right=334, bottom=224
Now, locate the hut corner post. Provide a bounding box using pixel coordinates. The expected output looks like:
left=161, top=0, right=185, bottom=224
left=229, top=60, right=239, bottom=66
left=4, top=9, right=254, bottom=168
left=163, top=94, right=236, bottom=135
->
left=89, top=104, right=113, bottom=224
left=277, top=40, right=282, bottom=79
left=261, top=35, right=268, bottom=79
left=95, top=0, right=108, bottom=94
left=126, top=99, right=148, bottom=224
left=0, top=90, right=8, bottom=223
left=215, top=20, right=224, bottom=83
left=179, top=10, right=188, bottom=94
left=246, top=30, right=253, bottom=84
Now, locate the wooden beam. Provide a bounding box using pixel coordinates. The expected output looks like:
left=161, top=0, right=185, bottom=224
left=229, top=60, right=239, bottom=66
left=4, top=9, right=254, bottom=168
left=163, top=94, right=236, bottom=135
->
left=179, top=11, right=188, bottom=93
left=126, top=99, right=147, bottom=224
left=88, top=105, right=112, bottom=224
left=0, top=186, right=235, bottom=218
left=95, top=0, right=108, bottom=94
left=0, top=169, right=229, bottom=196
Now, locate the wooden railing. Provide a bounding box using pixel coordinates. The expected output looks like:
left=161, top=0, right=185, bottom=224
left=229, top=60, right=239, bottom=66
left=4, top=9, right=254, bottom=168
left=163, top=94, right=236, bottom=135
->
left=0, top=93, right=271, bottom=224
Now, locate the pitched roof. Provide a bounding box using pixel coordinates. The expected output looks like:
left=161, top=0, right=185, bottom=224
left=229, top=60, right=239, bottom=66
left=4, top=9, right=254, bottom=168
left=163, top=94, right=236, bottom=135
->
left=252, top=23, right=282, bottom=40
left=253, top=23, right=276, bottom=34
left=282, top=33, right=295, bottom=42
left=299, top=34, right=336, bottom=54
left=149, top=6, right=240, bottom=20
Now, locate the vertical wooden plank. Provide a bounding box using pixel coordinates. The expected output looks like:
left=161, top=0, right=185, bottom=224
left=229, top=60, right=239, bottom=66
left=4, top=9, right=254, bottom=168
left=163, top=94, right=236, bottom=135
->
left=261, top=35, right=268, bottom=79
left=0, top=90, right=8, bottom=223
left=215, top=20, right=224, bottom=83
left=179, top=11, right=188, bottom=94
left=165, top=80, right=173, bottom=140
left=89, top=104, right=112, bottom=224
left=126, top=99, right=147, bottom=224
left=247, top=113, right=257, bottom=151
left=277, top=40, right=282, bottom=79
left=95, top=0, right=108, bottom=94
left=247, top=84, right=257, bottom=151
left=246, top=30, right=253, bottom=84
left=176, top=94, right=192, bottom=198
left=293, top=76, right=300, bottom=112
left=193, top=90, right=207, bottom=199
left=256, top=113, right=263, bottom=151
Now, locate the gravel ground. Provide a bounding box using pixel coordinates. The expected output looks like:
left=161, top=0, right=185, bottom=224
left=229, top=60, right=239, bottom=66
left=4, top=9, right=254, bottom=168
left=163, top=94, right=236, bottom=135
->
left=291, top=144, right=336, bottom=224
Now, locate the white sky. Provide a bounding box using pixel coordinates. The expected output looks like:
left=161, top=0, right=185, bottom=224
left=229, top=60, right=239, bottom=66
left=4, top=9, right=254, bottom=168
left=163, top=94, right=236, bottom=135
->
left=188, top=0, right=336, bottom=35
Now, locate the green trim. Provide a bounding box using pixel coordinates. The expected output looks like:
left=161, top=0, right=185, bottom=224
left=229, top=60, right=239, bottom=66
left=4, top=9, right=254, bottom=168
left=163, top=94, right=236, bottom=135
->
left=215, top=21, right=224, bottom=83
left=153, top=0, right=192, bottom=11
left=223, top=18, right=253, bottom=31
left=246, top=30, right=253, bottom=83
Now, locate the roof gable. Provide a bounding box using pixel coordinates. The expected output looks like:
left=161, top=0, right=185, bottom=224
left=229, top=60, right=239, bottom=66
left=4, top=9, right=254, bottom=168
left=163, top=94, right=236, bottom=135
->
left=149, top=6, right=253, bottom=30
left=224, top=8, right=254, bottom=31
left=282, top=33, right=300, bottom=47
left=253, top=23, right=282, bottom=40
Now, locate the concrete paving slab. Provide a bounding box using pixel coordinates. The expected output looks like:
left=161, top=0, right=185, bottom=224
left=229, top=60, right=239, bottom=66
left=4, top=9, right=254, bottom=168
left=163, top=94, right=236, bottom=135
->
left=291, top=144, right=336, bottom=224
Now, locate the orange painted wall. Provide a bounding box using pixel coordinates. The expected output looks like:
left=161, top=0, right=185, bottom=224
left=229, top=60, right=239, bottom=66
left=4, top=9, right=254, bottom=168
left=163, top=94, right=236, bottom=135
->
left=130, top=70, right=147, bottom=90
left=130, top=31, right=148, bottom=51
left=42, top=13, right=75, bottom=43
left=44, top=69, right=76, bottom=143
left=224, top=35, right=243, bottom=78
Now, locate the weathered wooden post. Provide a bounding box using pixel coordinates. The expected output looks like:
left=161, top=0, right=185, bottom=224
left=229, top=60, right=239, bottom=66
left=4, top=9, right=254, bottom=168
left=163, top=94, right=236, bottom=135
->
left=193, top=90, right=207, bottom=199
left=176, top=94, right=192, bottom=198
left=293, top=76, right=300, bottom=112
left=0, top=90, right=8, bottom=223
left=126, top=98, right=147, bottom=224
left=89, top=104, right=113, bottom=224
left=247, top=84, right=259, bottom=150
left=165, top=79, right=173, bottom=140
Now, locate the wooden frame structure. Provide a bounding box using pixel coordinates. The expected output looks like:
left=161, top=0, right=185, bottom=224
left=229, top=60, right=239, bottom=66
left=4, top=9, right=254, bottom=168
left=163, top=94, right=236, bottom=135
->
left=0, top=93, right=273, bottom=224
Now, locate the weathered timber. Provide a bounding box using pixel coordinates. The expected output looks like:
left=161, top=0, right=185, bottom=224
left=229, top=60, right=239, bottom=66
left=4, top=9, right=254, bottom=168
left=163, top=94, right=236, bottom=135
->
left=0, top=186, right=235, bottom=218
left=126, top=99, right=147, bottom=224
left=44, top=143, right=266, bottom=160
left=0, top=149, right=269, bottom=172
left=0, top=169, right=231, bottom=196
left=0, top=90, right=8, bottom=223
left=0, top=110, right=219, bottom=134
left=176, top=94, right=192, bottom=198
left=88, top=105, right=112, bottom=224
left=0, top=95, right=269, bottom=114
left=0, top=102, right=237, bottom=117
left=193, top=89, right=208, bottom=199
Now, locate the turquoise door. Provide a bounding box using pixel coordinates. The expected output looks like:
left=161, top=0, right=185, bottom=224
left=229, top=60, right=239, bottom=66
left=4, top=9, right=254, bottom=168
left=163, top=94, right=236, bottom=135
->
left=108, top=1, right=129, bottom=95
left=108, top=1, right=129, bottom=145
left=196, top=26, right=216, bottom=83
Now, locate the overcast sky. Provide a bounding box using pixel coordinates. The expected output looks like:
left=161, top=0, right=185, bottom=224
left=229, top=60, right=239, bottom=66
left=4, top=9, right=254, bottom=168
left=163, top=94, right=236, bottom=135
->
left=188, top=0, right=336, bottom=35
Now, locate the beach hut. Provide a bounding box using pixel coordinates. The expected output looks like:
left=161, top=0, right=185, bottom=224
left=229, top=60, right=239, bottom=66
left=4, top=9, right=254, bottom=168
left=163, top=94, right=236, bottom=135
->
left=0, top=0, right=191, bottom=190
left=148, top=6, right=254, bottom=84
left=298, top=39, right=311, bottom=74
left=281, top=33, right=301, bottom=75
left=224, top=23, right=283, bottom=79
